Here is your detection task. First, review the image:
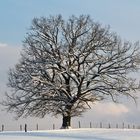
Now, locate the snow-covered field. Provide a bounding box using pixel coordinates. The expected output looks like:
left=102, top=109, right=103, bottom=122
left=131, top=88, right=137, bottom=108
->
left=0, top=128, right=140, bottom=140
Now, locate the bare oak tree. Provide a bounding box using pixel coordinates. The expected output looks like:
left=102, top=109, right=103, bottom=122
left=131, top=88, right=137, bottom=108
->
left=3, top=15, right=140, bottom=128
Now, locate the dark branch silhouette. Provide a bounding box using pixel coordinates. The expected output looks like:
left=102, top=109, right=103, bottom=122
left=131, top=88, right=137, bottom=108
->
left=2, top=15, right=140, bottom=128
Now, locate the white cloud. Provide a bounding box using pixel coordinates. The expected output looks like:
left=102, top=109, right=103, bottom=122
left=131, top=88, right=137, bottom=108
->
left=0, top=42, right=21, bottom=67
left=94, top=102, right=129, bottom=117
left=0, top=43, right=8, bottom=48
left=95, top=102, right=129, bottom=116
left=86, top=102, right=129, bottom=120
left=0, top=42, right=21, bottom=88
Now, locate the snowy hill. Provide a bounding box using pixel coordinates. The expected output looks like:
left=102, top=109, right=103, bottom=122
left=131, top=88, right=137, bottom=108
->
left=0, top=128, right=140, bottom=140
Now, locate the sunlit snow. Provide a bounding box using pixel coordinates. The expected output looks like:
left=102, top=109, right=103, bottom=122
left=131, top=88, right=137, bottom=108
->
left=0, top=128, right=140, bottom=140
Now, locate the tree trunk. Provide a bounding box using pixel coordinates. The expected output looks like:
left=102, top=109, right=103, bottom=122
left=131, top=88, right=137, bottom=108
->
left=61, top=115, right=71, bottom=129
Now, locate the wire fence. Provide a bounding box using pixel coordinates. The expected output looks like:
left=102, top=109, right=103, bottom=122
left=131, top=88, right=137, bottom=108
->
left=0, top=121, right=140, bottom=132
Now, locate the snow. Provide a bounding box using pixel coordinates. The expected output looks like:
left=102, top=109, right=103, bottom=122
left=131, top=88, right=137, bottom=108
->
left=0, top=128, right=140, bottom=140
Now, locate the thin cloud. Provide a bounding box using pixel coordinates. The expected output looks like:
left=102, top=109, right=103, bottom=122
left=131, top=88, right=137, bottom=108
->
left=93, top=102, right=129, bottom=117
left=0, top=42, right=21, bottom=64
left=0, top=42, right=21, bottom=86
left=0, top=43, right=8, bottom=48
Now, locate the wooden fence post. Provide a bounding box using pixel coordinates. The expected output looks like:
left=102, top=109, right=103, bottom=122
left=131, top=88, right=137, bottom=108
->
left=53, top=124, right=55, bottom=130
left=108, top=123, right=111, bottom=128
left=25, top=124, right=27, bottom=132
left=128, top=124, right=130, bottom=129
left=116, top=124, right=118, bottom=128
left=122, top=122, right=124, bottom=129
left=20, top=125, right=22, bottom=131
left=78, top=121, right=81, bottom=128
left=2, top=124, right=4, bottom=131
left=100, top=122, right=102, bottom=128
left=36, top=124, right=39, bottom=131
left=90, top=122, right=92, bottom=128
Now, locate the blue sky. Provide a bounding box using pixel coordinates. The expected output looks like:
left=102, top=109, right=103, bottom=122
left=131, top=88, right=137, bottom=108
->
left=1, top=0, right=140, bottom=130
left=0, top=0, right=140, bottom=44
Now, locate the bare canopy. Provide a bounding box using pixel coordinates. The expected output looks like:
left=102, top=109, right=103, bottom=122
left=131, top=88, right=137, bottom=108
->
left=3, top=15, right=140, bottom=128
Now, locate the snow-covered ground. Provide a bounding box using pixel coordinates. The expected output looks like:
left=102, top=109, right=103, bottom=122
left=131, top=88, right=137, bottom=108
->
left=0, top=128, right=140, bottom=140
